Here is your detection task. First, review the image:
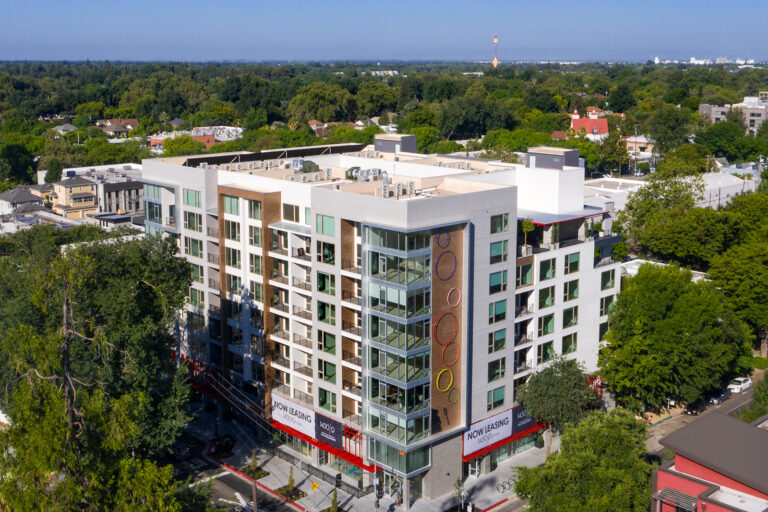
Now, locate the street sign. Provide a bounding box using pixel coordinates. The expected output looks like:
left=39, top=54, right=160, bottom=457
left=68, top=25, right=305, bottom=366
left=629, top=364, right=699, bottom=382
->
left=311, top=482, right=319, bottom=491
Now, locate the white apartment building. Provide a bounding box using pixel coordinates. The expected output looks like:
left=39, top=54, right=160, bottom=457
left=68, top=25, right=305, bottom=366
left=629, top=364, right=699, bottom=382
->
left=141, top=140, right=622, bottom=509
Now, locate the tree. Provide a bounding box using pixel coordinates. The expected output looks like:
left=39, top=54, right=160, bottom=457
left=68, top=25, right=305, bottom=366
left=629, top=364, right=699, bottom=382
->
left=596, top=131, right=628, bottom=173
left=709, top=238, right=768, bottom=357
left=522, top=218, right=534, bottom=246
left=599, top=264, right=750, bottom=411
left=647, top=105, right=692, bottom=155
left=608, top=83, right=636, bottom=113
left=355, top=81, right=397, bottom=118
left=515, top=357, right=596, bottom=456
left=656, top=144, right=710, bottom=177
left=0, top=143, right=36, bottom=183
left=409, top=126, right=442, bottom=153
left=287, top=82, right=355, bottom=122
left=45, top=157, right=63, bottom=183
left=330, top=487, right=339, bottom=512
left=514, top=410, right=654, bottom=512
left=452, top=478, right=467, bottom=512
left=163, top=135, right=207, bottom=157
left=524, top=87, right=560, bottom=113
left=288, top=466, right=295, bottom=490
left=695, top=121, right=767, bottom=162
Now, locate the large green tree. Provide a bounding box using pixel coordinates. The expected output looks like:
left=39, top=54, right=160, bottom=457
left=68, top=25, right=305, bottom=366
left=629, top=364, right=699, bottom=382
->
left=514, top=410, right=653, bottom=512
left=163, top=135, right=207, bottom=157
left=287, top=82, right=355, bottom=122
left=655, top=143, right=711, bottom=177
left=599, top=264, right=750, bottom=411
left=515, top=357, right=596, bottom=456
left=647, top=104, right=692, bottom=155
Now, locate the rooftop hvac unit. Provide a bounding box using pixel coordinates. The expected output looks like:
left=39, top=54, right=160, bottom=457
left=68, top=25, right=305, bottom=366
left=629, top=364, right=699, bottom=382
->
left=464, top=162, right=472, bottom=169
left=283, top=163, right=291, bottom=169
left=407, top=181, right=416, bottom=195
left=395, top=182, right=404, bottom=197
left=236, top=164, right=242, bottom=170
left=300, top=174, right=309, bottom=183
left=248, top=162, right=254, bottom=170
left=374, top=151, right=380, bottom=158
left=224, top=164, right=231, bottom=171
left=292, top=159, right=304, bottom=171
left=285, top=175, right=296, bottom=182
left=437, top=162, right=442, bottom=167
left=381, top=183, right=390, bottom=197
left=123, top=165, right=131, bottom=170
left=371, top=168, right=380, bottom=178
left=324, top=168, right=332, bottom=180
left=333, top=184, right=342, bottom=190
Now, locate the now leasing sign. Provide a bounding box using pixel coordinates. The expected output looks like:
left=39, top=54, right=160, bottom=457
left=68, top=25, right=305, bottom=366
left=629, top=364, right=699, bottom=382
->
left=463, top=406, right=536, bottom=457
left=272, top=395, right=315, bottom=439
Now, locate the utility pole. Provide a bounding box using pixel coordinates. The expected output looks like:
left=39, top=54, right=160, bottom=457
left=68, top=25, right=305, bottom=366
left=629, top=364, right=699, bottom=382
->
left=252, top=478, right=258, bottom=512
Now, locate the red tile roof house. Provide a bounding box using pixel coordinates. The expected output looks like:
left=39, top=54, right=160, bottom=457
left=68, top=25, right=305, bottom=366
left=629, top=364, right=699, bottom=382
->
left=652, top=412, right=768, bottom=512
left=570, top=110, right=609, bottom=142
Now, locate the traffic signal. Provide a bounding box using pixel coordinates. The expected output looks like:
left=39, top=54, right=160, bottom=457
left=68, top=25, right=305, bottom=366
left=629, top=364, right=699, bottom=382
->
left=335, top=473, right=342, bottom=488
left=376, top=485, right=384, bottom=500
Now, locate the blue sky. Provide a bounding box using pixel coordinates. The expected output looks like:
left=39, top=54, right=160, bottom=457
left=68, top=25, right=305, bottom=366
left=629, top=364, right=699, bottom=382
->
left=1, top=0, right=765, bottom=62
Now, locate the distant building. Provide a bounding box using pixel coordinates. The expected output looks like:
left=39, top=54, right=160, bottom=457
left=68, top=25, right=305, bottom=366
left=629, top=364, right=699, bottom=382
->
left=53, top=123, right=77, bottom=137
left=699, top=92, right=768, bottom=134
left=98, top=118, right=140, bottom=137
left=51, top=176, right=99, bottom=220
left=570, top=110, right=609, bottom=142
left=653, top=412, right=768, bottom=512
left=0, top=185, right=44, bottom=215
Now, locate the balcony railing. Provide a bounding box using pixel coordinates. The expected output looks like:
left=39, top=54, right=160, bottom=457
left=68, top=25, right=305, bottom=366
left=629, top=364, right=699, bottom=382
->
left=293, top=333, right=313, bottom=350
left=207, top=226, right=219, bottom=237
left=341, top=259, right=361, bottom=274
left=293, top=361, right=313, bottom=378
left=272, top=355, right=290, bottom=369
left=294, top=389, right=313, bottom=406
left=342, top=321, right=362, bottom=337
left=594, top=257, right=616, bottom=268
left=515, top=305, right=533, bottom=317
left=271, top=329, right=290, bottom=341
left=343, top=410, right=362, bottom=426
left=270, top=270, right=289, bottom=285
left=343, top=381, right=362, bottom=397
left=209, top=305, right=222, bottom=317
left=270, top=242, right=288, bottom=256
left=292, top=304, right=313, bottom=320
left=272, top=383, right=291, bottom=398
left=292, top=276, right=312, bottom=291
left=514, top=362, right=531, bottom=374
left=271, top=299, right=289, bottom=313
left=292, top=248, right=312, bottom=262
left=208, top=253, right=219, bottom=265
left=341, top=290, right=362, bottom=306
left=514, top=334, right=532, bottom=346
left=342, top=350, right=362, bottom=367
left=166, top=217, right=176, bottom=227
left=208, top=278, right=220, bottom=289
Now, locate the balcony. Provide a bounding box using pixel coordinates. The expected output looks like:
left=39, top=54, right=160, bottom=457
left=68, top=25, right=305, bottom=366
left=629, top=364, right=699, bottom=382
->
left=272, top=355, right=290, bottom=369
left=292, top=276, right=312, bottom=291
left=292, top=248, right=312, bottom=262
left=342, top=321, right=362, bottom=337
left=272, top=383, right=291, bottom=398
left=165, top=217, right=176, bottom=227
left=270, top=242, right=288, bottom=257
left=341, top=290, right=362, bottom=307
left=342, top=381, right=362, bottom=397
left=341, top=259, right=361, bottom=274
left=270, top=270, right=289, bottom=285
left=514, top=334, right=532, bottom=346
left=294, top=388, right=313, bottom=406
left=342, top=350, right=362, bottom=367
left=271, top=298, right=289, bottom=314
left=293, top=333, right=313, bottom=350
left=292, top=304, right=313, bottom=321
left=208, top=278, right=220, bottom=289
left=271, top=329, right=290, bottom=341
left=594, top=256, right=616, bottom=268
left=207, top=226, right=219, bottom=237
left=293, top=361, right=313, bottom=378
left=209, top=305, right=222, bottom=317
left=343, top=410, right=361, bottom=426
left=208, top=253, right=220, bottom=265
left=515, top=305, right=533, bottom=317
left=514, top=362, right=531, bottom=374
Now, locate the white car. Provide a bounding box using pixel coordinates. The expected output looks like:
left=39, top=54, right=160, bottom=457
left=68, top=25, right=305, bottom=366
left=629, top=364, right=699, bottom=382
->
left=727, top=377, right=752, bottom=393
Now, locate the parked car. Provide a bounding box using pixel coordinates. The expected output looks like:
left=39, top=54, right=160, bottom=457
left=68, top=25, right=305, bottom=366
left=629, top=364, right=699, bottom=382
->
left=685, top=399, right=708, bottom=415
left=728, top=377, right=752, bottom=393
left=708, top=388, right=732, bottom=405
left=172, top=442, right=191, bottom=461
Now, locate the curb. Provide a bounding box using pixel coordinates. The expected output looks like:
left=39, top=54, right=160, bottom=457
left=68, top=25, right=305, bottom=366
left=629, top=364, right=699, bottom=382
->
left=206, top=442, right=306, bottom=512
left=481, top=498, right=510, bottom=512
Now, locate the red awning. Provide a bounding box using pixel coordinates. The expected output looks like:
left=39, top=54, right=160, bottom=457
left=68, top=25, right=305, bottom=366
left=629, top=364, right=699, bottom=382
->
left=271, top=420, right=379, bottom=472
left=462, top=423, right=544, bottom=462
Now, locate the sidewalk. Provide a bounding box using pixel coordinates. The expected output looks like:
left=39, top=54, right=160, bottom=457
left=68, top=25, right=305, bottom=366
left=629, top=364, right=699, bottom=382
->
left=185, top=402, right=545, bottom=512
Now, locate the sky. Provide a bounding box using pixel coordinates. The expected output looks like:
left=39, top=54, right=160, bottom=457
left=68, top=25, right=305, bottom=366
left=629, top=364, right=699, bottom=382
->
left=1, top=0, right=766, bottom=62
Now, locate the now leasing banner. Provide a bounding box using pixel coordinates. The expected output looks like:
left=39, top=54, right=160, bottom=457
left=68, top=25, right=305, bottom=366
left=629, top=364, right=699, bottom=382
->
left=272, top=395, right=315, bottom=439
left=463, top=405, right=536, bottom=457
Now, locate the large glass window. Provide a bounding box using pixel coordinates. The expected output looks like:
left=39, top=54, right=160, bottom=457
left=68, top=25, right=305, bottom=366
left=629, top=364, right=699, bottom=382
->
left=316, top=241, right=335, bottom=265
left=191, top=263, right=204, bottom=284
left=490, top=240, right=509, bottom=264
left=368, top=317, right=430, bottom=351
left=144, top=201, right=161, bottom=223
left=184, top=211, right=202, bottom=232
left=564, top=252, right=580, bottom=275
left=489, top=300, right=507, bottom=324
left=368, top=439, right=430, bottom=472
left=537, top=341, right=555, bottom=364
left=563, top=279, right=579, bottom=302
left=189, top=287, right=204, bottom=308
left=317, top=271, right=336, bottom=295
left=490, top=213, right=509, bottom=234
left=488, top=329, right=506, bottom=353
left=316, top=214, right=335, bottom=236
left=318, top=360, right=336, bottom=384
left=283, top=203, right=300, bottom=222
left=365, top=227, right=431, bottom=252
left=487, top=386, right=505, bottom=411
left=183, top=188, right=200, bottom=207
left=247, top=199, right=261, bottom=220
left=563, top=306, right=578, bottom=328
left=317, top=331, right=336, bottom=355
left=144, top=184, right=162, bottom=200
left=539, top=258, right=556, bottom=281
left=224, top=220, right=240, bottom=241
left=249, top=254, right=262, bottom=275
left=368, top=348, right=430, bottom=381
left=248, top=226, right=261, bottom=247
left=600, top=295, right=614, bottom=316
left=319, top=388, right=336, bottom=413
left=538, top=286, right=555, bottom=309
left=249, top=281, right=263, bottom=302
left=599, top=322, right=609, bottom=341
left=489, top=270, right=508, bottom=295
left=537, top=314, right=554, bottom=337
left=601, top=269, right=616, bottom=290
left=562, top=333, right=577, bottom=354
left=318, top=301, right=336, bottom=325
left=184, top=236, right=203, bottom=258
left=516, top=263, right=532, bottom=286
left=368, top=283, right=431, bottom=318
left=225, top=247, right=241, bottom=269
left=223, top=195, right=239, bottom=215
left=488, top=358, right=506, bottom=382
left=225, top=274, right=242, bottom=292
left=368, top=252, right=431, bottom=285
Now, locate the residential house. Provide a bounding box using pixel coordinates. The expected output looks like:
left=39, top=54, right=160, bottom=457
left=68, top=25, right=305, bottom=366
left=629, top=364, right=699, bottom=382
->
left=570, top=110, right=609, bottom=142
left=53, top=123, right=77, bottom=137
left=0, top=185, right=44, bottom=215
left=52, top=176, right=99, bottom=219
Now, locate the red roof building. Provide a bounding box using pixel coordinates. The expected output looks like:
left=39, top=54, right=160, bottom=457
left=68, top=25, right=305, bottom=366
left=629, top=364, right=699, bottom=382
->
left=571, top=117, right=609, bottom=136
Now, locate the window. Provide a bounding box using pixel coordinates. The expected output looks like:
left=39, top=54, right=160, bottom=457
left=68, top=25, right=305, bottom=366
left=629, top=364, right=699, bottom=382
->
left=225, top=274, right=242, bottom=292
left=249, top=254, right=262, bottom=275
left=537, top=341, right=555, bottom=364
left=489, top=270, right=508, bottom=295
left=184, top=237, right=203, bottom=258
left=601, top=269, right=615, bottom=290
left=223, top=195, right=239, bottom=215
left=224, top=220, right=240, bottom=241
left=316, top=241, right=335, bottom=265
left=538, top=286, right=555, bottom=309
left=183, top=188, right=201, bottom=207
left=539, top=258, right=555, bottom=281
left=317, top=271, right=335, bottom=295
left=562, top=333, right=577, bottom=354
left=144, top=201, right=161, bottom=223
left=318, top=301, right=336, bottom=325
left=187, top=311, right=205, bottom=331
left=490, top=240, right=509, bottom=264
left=563, top=279, right=579, bottom=302
left=564, top=252, right=579, bottom=274
left=248, top=226, right=261, bottom=247
left=600, top=295, right=614, bottom=316
left=144, top=184, right=162, bottom=200
left=316, top=214, right=335, bottom=236
left=516, top=263, right=532, bottom=286
left=184, top=211, right=202, bottom=232
left=490, top=213, right=509, bottom=234
left=318, top=360, right=336, bottom=384
left=317, top=331, right=336, bottom=355
left=563, top=306, right=578, bottom=328
left=247, top=199, right=261, bottom=220
left=538, top=314, right=554, bottom=337
left=319, top=388, right=337, bottom=413
left=249, top=281, right=263, bottom=302
left=488, top=358, right=506, bottom=382
left=191, top=263, right=204, bottom=284
left=599, top=322, right=609, bottom=341
left=225, top=247, right=241, bottom=269
left=304, top=207, right=311, bottom=225
left=487, top=386, right=505, bottom=411
left=488, top=300, right=507, bottom=324
left=488, top=329, right=506, bottom=353
left=282, top=203, right=300, bottom=222
left=189, top=287, right=204, bottom=308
